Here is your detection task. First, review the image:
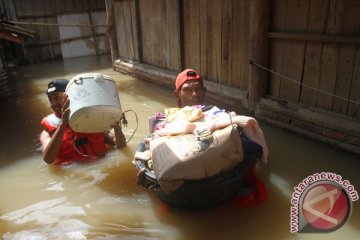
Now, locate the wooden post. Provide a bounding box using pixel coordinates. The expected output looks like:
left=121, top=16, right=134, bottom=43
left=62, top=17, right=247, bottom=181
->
left=134, top=0, right=143, bottom=62
left=248, top=0, right=270, bottom=115
left=105, top=0, right=119, bottom=62
left=88, top=11, right=100, bottom=55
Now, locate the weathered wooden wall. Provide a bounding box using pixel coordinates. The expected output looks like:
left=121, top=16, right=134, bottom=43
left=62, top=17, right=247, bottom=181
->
left=112, top=0, right=360, bottom=154
left=12, top=0, right=106, bottom=62
left=112, top=0, right=252, bottom=112
left=270, top=0, right=360, bottom=119
left=113, top=0, right=181, bottom=71
left=183, top=0, right=250, bottom=90
left=113, top=0, right=250, bottom=88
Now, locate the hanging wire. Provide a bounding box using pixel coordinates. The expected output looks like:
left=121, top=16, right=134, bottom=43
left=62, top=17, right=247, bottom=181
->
left=249, top=60, right=360, bottom=106
left=73, top=136, right=102, bottom=159
left=249, top=60, right=360, bottom=117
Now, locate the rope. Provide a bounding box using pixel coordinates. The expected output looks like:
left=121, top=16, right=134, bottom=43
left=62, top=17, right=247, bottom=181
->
left=249, top=59, right=360, bottom=106
left=8, top=21, right=106, bottom=28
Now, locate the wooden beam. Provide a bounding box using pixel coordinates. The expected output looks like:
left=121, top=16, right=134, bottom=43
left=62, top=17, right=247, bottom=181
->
left=0, top=32, right=24, bottom=44
left=134, top=0, right=143, bottom=62
left=105, top=0, right=118, bottom=62
left=248, top=0, right=270, bottom=115
left=269, top=32, right=360, bottom=45
left=24, top=33, right=105, bottom=47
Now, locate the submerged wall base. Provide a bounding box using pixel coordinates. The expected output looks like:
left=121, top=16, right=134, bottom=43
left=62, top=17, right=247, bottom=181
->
left=256, top=98, right=360, bottom=155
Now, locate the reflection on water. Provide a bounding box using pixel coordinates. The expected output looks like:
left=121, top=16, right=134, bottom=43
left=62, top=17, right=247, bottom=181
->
left=0, top=55, right=359, bottom=240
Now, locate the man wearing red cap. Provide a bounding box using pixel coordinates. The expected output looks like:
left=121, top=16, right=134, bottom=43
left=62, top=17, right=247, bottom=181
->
left=173, top=69, right=206, bottom=108
left=137, top=68, right=267, bottom=206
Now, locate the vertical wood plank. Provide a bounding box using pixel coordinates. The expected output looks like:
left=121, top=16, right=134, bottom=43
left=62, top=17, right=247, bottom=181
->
left=139, top=0, right=153, bottom=64
left=300, top=0, right=329, bottom=106
left=214, top=0, right=222, bottom=83
left=151, top=0, right=166, bottom=67
left=279, top=0, right=309, bottom=102
left=199, top=0, right=208, bottom=76
left=248, top=0, right=270, bottom=114
left=183, top=0, right=191, bottom=69
left=43, top=0, right=53, bottom=15
left=88, top=12, right=100, bottom=55
left=123, top=1, right=134, bottom=59
left=206, top=0, right=214, bottom=81
left=13, top=0, right=24, bottom=17
left=348, top=47, right=360, bottom=119
left=114, top=1, right=126, bottom=58
left=167, top=0, right=180, bottom=71
left=63, top=0, right=74, bottom=13
left=221, top=0, right=232, bottom=86
left=33, top=1, right=48, bottom=40
left=73, top=0, right=83, bottom=12
left=231, top=0, right=241, bottom=88
left=151, top=0, right=158, bottom=65
left=332, top=0, right=360, bottom=114
left=333, top=44, right=356, bottom=113
left=82, top=0, right=90, bottom=12
left=239, top=1, right=250, bottom=90
left=316, top=0, right=345, bottom=110
left=47, top=17, right=59, bottom=40
left=131, top=0, right=140, bottom=61
left=206, top=0, right=222, bottom=82
left=138, top=0, right=147, bottom=62
left=105, top=0, right=116, bottom=61
left=188, top=0, right=200, bottom=71
left=269, top=0, right=288, bottom=97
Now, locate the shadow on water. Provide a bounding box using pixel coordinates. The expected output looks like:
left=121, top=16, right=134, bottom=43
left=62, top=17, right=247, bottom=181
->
left=148, top=189, right=291, bottom=240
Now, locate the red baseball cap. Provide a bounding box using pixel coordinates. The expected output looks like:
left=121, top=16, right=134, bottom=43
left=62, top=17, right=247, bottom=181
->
left=175, top=69, right=203, bottom=91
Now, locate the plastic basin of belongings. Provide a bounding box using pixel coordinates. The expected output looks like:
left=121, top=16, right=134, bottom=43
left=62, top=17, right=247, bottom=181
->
left=134, top=127, right=263, bottom=209
left=66, top=73, right=122, bottom=133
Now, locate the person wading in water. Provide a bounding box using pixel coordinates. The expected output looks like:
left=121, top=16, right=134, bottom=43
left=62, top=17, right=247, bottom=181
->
left=40, top=79, right=126, bottom=165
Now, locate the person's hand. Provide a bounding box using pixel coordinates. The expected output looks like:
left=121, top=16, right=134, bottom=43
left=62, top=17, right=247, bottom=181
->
left=136, top=168, right=147, bottom=186
left=61, top=94, right=70, bottom=126
left=111, top=121, right=121, bottom=129
left=136, top=168, right=159, bottom=191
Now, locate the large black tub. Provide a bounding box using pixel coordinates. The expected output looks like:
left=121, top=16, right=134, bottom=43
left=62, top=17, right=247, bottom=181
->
left=134, top=128, right=263, bottom=209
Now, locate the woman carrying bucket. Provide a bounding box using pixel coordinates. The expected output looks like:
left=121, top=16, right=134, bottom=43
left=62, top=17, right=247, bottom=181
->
left=40, top=76, right=126, bottom=165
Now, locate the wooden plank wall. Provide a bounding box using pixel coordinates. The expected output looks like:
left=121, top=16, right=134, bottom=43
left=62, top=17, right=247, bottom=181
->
left=183, top=0, right=250, bottom=90
left=270, top=0, right=360, bottom=119
left=137, top=0, right=181, bottom=71
left=112, top=0, right=180, bottom=67
left=110, top=0, right=182, bottom=70
left=13, top=0, right=105, bottom=62
left=113, top=0, right=139, bottom=61
left=113, top=0, right=250, bottom=99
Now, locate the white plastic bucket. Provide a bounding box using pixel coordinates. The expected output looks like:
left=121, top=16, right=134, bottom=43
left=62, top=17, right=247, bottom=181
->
left=65, top=73, right=122, bottom=133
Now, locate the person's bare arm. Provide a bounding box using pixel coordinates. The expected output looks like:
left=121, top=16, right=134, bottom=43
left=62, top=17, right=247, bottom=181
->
left=114, top=124, right=126, bottom=148
left=40, top=95, right=70, bottom=164
left=104, top=123, right=126, bottom=148
left=40, top=123, right=67, bottom=164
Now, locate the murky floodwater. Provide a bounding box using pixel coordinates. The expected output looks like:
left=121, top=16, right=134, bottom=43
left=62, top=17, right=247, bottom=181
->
left=0, top=55, right=359, bottom=240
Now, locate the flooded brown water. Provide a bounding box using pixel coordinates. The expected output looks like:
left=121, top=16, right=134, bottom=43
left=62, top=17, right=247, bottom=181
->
left=0, top=55, right=359, bottom=240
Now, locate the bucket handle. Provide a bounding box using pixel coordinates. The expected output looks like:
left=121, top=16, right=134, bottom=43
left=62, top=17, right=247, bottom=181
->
left=73, top=136, right=103, bottom=159
left=74, top=78, right=83, bottom=85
